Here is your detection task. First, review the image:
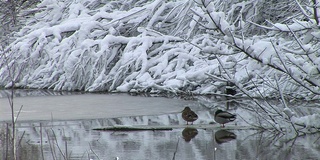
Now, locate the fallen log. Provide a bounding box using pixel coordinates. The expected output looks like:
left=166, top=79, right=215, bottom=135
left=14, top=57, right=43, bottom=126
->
left=93, top=124, right=260, bottom=131
left=93, top=125, right=173, bottom=131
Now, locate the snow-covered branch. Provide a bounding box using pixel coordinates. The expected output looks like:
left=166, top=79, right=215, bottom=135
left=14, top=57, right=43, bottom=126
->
left=0, top=0, right=320, bottom=100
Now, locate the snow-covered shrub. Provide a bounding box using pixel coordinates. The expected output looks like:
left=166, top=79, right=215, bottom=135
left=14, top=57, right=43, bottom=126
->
left=0, top=0, right=40, bottom=47
left=0, top=0, right=320, bottom=99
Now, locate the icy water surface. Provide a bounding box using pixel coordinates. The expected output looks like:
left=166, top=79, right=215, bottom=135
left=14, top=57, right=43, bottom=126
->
left=0, top=90, right=320, bottom=160
left=1, top=117, right=320, bottom=160
left=0, top=91, right=193, bottom=121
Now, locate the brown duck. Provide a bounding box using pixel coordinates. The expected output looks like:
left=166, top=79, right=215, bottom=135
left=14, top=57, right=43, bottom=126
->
left=182, top=107, right=198, bottom=125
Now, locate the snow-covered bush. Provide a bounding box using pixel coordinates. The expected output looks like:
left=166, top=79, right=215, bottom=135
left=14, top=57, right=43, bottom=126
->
left=0, top=0, right=40, bottom=47
left=0, top=0, right=320, bottom=99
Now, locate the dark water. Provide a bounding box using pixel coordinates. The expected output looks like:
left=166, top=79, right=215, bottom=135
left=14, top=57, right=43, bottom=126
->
left=0, top=90, right=320, bottom=160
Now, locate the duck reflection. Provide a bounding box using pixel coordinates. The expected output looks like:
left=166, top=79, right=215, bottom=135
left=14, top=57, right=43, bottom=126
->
left=182, top=127, right=198, bottom=142
left=214, top=129, right=236, bottom=144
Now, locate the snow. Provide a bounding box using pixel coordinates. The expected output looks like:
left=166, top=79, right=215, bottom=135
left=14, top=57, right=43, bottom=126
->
left=163, top=79, right=183, bottom=88
left=273, top=21, right=312, bottom=32
left=292, top=114, right=320, bottom=128
left=1, top=0, right=320, bottom=145
left=282, top=107, right=295, bottom=119
left=0, top=0, right=319, bottom=99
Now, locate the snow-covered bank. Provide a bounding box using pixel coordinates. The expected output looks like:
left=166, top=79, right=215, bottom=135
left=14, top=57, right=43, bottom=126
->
left=1, top=0, right=320, bottom=99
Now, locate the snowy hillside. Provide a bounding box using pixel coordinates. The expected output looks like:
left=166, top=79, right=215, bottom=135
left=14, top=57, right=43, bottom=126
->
left=1, top=0, right=320, bottom=98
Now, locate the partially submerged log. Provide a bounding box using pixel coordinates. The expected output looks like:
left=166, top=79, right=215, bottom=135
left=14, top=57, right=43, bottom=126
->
left=93, top=125, right=173, bottom=131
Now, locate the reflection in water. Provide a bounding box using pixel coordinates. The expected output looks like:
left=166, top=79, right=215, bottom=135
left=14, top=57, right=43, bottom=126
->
left=182, top=127, right=198, bottom=142
left=1, top=90, right=320, bottom=159
left=214, top=129, right=237, bottom=144
left=0, top=117, right=319, bottom=160
left=0, top=89, right=85, bottom=98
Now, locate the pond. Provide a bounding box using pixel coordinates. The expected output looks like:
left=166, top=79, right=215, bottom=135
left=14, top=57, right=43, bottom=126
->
left=0, top=90, right=320, bottom=160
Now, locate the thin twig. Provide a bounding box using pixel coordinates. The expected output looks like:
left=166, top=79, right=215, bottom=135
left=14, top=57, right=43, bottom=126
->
left=45, top=129, right=57, bottom=160
left=51, top=128, right=67, bottom=160
left=274, top=75, right=299, bottom=135
left=40, top=123, right=45, bottom=160
left=89, top=142, right=101, bottom=160
left=172, top=137, right=180, bottom=160
left=271, top=40, right=319, bottom=94
left=14, top=105, right=23, bottom=124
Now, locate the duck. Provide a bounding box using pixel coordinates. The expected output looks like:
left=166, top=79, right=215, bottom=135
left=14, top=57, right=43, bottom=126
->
left=182, top=127, right=198, bottom=142
left=182, top=107, right=198, bottom=125
left=214, top=109, right=236, bottom=127
left=215, top=129, right=237, bottom=144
